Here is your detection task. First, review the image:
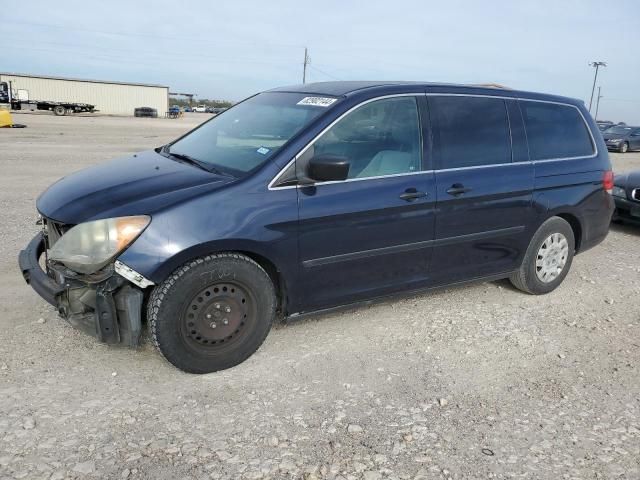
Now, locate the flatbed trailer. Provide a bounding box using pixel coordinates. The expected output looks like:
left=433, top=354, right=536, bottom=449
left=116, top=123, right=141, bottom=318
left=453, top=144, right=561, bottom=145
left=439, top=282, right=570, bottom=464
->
left=10, top=99, right=96, bottom=116
left=0, top=81, right=96, bottom=116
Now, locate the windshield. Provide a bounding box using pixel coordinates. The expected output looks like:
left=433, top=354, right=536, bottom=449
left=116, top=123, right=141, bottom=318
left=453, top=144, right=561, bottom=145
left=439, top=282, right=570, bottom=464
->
left=166, top=92, right=334, bottom=175
left=605, top=126, right=631, bottom=135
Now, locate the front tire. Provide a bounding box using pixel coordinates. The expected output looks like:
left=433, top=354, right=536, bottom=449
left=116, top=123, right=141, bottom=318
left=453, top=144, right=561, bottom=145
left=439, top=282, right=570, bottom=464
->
left=510, top=217, right=575, bottom=295
left=620, top=142, right=629, bottom=153
left=148, top=253, right=276, bottom=373
left=53, top=105, right=66, bottom=116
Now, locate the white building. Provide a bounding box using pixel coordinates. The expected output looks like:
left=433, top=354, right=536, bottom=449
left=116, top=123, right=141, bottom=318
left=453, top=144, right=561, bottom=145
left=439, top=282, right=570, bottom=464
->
left=0, top=72, right=169, bottom=116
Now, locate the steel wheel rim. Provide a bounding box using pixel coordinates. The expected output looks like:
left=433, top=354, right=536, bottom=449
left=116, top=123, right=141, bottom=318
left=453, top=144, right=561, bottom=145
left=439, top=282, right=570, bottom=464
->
left=535, top=232, right=569, bottom=283
left=180, top=282, right=255, bottom=353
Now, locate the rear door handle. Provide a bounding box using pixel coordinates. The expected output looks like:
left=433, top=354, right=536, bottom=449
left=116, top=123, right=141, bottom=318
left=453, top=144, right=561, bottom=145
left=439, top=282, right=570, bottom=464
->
left=399, top=189, right=427, bottom=202
left=446, top=183, right=472, bottom=196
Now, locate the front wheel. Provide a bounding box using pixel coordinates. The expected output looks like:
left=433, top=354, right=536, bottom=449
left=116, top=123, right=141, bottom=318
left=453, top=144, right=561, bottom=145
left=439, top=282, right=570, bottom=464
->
left=510, top=217, right=575, bottom=294
left=148, top=253, right=276, bottom=373
left=620, top=142, right=629, bottom=153
left=53, top=105, right=66, bottom=116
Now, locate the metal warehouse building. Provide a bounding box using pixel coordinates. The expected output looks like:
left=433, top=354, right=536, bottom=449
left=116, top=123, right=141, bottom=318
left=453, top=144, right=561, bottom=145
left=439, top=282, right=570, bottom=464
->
left=0, top=72, right=168, bottom=116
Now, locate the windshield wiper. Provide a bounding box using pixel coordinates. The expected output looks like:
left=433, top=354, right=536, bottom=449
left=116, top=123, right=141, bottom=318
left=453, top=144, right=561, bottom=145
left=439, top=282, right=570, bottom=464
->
left=163, top=148, right=230, bottom=176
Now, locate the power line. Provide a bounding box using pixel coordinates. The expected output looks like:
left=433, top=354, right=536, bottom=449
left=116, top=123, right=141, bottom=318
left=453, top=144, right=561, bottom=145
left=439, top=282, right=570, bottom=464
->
left=4, top=19, right=305, bottom=50
left=599, top=98, right=640, bottom=103
left=309, top=65, right=341, bottom=81
left=3, top=42, right=300, bottom=68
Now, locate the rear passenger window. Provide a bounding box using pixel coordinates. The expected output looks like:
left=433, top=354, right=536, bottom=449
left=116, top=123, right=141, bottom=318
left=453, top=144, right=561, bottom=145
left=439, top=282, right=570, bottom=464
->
left=430, top=96, right=511, bottom=169
left=520, top=101, right=594, bottom=160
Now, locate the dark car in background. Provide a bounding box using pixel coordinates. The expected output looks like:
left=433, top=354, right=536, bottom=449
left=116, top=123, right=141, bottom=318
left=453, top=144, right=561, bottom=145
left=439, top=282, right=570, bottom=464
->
left=602, top=125, right=640, bottom=153
left=134, top=107, right=158, bottom=118
left=19, top=81, right=614, bottom=373
left=612, top=170, right=640, bottom=224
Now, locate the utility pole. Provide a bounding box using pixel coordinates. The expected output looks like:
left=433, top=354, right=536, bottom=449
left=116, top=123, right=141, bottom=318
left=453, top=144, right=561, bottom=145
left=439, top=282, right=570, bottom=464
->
left=588, top=61, right=606, bottom=112
left=594, top=86, right=603, bottom=121
left=302, top=47, right=310, bottom=84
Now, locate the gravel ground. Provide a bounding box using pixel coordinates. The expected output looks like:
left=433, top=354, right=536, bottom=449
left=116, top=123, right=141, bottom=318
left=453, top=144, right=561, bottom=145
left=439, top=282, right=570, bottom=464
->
left=1, top=112, right=639, bottom=480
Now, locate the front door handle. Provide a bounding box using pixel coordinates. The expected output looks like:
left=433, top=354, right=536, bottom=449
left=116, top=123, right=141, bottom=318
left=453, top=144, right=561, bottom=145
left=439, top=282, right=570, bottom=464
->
left=446, top=183, right=472, bottom=196
left=399, top=188, right=427, bottom=202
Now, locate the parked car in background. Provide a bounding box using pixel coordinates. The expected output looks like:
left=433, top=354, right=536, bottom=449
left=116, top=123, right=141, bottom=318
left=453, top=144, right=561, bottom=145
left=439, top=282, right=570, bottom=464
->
left=612, top=170, right=640, bottom=224
left=183, top=106, right=192, bottom=112
left=211, top=107, right=228, bottom=114
left=134, top=107, right=158, bottom=118
left=602, top=125, right=640, bottom=153
left=19, top=81, right=614, bottom=373
left=193, top=105, right=207, bottom=112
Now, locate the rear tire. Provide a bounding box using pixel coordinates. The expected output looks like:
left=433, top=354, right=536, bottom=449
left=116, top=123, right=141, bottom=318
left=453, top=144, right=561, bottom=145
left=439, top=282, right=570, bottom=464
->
left=53, top=105, right=66, bottom=116
left=510, top=217, right=575, bottom=295
left=148, top=253, right=276, bottom=373
left=620, top=142, right=629, bottom=153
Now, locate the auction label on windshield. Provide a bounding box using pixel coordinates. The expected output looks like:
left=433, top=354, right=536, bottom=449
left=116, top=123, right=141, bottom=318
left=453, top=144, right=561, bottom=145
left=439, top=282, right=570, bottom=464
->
left=297, top=97, right=338, bottom=107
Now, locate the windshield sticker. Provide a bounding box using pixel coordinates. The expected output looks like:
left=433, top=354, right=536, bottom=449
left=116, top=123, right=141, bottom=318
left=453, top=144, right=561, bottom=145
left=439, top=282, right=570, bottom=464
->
left=256, top=147, right=271, bottom=155
left=297, top=96, right=338, bottom=107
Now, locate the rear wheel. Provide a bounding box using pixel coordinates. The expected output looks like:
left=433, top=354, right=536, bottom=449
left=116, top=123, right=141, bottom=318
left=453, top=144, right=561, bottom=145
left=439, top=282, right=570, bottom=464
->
left=510, top=217, right=575, bottom=294
left=148, top=253, right=276, bottom=373
left=620, top=142, right=629, bottom=153
left=53, top=105, right=66, bottom=116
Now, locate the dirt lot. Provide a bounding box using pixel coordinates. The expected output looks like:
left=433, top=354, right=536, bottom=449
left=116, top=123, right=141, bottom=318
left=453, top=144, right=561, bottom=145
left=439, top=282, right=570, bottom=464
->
left=1, top=112, right=639, bottom=480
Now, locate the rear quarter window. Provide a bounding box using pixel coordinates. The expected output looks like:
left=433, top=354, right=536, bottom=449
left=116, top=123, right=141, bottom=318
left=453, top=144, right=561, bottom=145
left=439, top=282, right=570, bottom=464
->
left=519, top=101, right=594, bottom=160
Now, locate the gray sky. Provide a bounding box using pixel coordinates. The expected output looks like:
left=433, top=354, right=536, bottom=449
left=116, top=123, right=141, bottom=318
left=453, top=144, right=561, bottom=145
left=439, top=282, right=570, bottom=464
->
left=2, top=0, right=639, bottom=123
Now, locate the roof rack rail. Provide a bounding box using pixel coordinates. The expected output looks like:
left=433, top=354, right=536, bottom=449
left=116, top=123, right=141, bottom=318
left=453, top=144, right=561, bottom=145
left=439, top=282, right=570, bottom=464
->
left=471, top=83, right=512, bottom=89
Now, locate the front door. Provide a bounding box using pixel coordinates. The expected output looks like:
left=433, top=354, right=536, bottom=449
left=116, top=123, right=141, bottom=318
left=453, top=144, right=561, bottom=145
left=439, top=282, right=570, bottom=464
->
left=427, top=94, right=534, bottom=284
left=295, top=96, right=437, bottom=311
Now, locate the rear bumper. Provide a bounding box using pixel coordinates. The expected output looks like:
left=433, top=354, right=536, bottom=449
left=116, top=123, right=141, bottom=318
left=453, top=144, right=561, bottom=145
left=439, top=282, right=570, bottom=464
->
left=18, top=232, right=146, bottom=346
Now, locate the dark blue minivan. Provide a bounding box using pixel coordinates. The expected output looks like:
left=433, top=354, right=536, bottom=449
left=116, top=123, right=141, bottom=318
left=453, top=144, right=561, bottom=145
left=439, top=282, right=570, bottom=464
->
left=19, top=81, right=614, bottom=373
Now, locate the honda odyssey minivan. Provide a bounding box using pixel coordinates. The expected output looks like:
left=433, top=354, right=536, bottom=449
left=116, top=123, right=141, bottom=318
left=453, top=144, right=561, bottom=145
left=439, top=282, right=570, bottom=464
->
left=19, top=81, right=614, bottom=373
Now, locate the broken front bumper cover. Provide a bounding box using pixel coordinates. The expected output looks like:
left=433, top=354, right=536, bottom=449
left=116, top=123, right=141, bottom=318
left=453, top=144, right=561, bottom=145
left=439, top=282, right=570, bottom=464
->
left=18, top=232, right=153, bottom=346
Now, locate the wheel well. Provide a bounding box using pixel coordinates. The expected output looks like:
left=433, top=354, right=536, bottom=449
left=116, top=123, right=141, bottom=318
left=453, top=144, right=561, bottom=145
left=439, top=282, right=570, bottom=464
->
left=555, top=213, right=582, bottom=252
left=236, top=250, right=287, bottom=315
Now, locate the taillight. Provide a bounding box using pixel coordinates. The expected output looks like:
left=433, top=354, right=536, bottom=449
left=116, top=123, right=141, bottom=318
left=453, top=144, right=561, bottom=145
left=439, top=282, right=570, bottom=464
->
left=603, top=170, right=614, bottom=194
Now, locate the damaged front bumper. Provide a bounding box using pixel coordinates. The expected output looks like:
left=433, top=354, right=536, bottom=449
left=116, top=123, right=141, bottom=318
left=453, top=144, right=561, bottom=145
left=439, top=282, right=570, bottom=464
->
left=18, top=231, right=152, bottom=346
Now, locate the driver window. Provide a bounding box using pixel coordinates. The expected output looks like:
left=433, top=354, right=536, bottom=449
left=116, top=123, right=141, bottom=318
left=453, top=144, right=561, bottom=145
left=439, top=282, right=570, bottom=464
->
left=308, top=96, right=422, bottom=179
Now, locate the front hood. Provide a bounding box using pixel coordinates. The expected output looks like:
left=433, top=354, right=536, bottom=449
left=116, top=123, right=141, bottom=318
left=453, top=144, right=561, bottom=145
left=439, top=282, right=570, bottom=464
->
left=614, top=170, right=640, bottom=188
left=37, top=149, right=234, bottom=224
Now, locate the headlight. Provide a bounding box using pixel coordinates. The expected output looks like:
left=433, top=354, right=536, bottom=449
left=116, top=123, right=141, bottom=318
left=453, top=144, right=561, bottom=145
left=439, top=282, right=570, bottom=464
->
left=612, top=186, right=626, bottom=198
left=49, top=216, right=150, bottom=274
left=608, top=138, right=622, bottom=143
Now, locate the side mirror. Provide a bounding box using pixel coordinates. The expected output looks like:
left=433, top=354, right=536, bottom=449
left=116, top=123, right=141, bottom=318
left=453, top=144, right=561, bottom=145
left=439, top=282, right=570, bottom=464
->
left=306, top=154, right=350, bottom=182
